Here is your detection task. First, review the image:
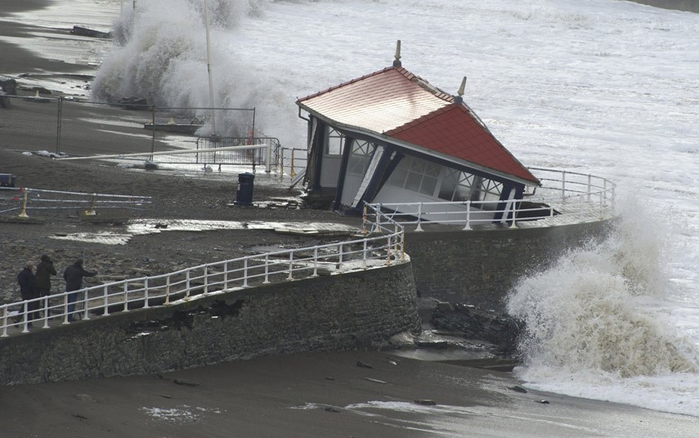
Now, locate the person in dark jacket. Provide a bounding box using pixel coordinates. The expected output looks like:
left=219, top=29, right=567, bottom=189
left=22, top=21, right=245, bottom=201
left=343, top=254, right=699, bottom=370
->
left=17, top=261, right=40, bottom=324
left=63, top=259, right=97, bottom=322
left=35, top=254, right=57, bottom=297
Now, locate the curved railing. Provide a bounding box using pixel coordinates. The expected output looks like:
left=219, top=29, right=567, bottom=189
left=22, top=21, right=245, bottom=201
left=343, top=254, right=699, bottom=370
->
left=1, top=167, right=613, bottom=336
left=363, top=168, right=615, bottom=231
left=1, top=207, right=403, bottom=336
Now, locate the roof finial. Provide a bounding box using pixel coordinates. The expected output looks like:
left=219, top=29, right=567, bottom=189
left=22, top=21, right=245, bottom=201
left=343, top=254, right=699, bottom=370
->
left=454, top=76, right=467, bottom=104
left=393, top=40, right=402, bottom=67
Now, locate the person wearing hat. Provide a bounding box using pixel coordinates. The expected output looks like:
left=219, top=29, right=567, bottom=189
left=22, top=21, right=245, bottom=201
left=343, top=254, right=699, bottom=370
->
left=17, top=261, right=40, bottom=325
left=35, top=254, right=57, bottom=298
left=63, top=259, right=97, bottom=322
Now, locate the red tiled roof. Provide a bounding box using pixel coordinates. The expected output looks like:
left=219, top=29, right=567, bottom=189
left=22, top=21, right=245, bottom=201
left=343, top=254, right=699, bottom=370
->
left=297, top=66, right=538, bottom=184
left=386, top=105, right=537, bottom=183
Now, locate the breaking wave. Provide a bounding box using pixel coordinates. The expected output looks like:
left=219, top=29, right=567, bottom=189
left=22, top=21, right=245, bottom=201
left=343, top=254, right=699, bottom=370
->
left=91, top=0, right=278, bottom=137
left=507, top=197, right=699, bottom=379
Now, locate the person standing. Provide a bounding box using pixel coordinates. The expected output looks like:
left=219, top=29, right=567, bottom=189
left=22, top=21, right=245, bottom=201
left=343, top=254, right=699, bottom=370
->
left=35, top=254, right=57, bottom=297
left=63, top=259, right=97, bottom=322
left=17, top=261, right=40, bottom=325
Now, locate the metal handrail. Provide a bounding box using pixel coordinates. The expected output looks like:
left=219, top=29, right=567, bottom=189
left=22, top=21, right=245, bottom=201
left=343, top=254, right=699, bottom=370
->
left=1, top=213, right=404, bottom=336
left=363, top=168, right=615, bottom=231
left=1, top=167, right=614, bottom=336
left=0, top=187, right=151, bottom=216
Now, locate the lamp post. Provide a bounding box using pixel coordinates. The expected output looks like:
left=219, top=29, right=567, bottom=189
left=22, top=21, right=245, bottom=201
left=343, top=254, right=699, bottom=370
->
left=204, top=0, right=217, bottom=139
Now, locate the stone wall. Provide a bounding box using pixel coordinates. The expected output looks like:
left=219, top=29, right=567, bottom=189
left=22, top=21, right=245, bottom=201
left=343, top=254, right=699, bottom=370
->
left=405, top=220, right=614, bottom=310
left=0, top=262, right=419, bottom=385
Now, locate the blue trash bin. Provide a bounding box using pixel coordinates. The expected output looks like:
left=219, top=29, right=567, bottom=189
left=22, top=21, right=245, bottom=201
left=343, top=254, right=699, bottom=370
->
left=234, top=172, right=255, bottom=206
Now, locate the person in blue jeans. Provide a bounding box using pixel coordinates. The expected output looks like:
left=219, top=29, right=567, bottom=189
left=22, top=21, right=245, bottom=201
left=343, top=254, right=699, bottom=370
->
left=63, top=259, right=97, bottom=321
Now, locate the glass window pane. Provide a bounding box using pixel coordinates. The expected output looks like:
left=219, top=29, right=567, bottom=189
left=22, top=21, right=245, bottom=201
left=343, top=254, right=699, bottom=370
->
left=420, top=176, right=437, bottom=196
left=406, top=172, right=422, bottom=192
left=438, top=171, right=457, bottom=200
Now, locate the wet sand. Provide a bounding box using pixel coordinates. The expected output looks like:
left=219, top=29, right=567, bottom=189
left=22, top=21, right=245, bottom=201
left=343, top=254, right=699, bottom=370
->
left=3, top=350, right=698, bottom=438
left=2, top=1, right=699, bottom=437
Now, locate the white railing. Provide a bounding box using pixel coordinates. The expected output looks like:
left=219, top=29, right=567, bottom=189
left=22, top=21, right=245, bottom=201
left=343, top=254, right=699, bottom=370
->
left=363, top=168, right=615, bottom=231
left=1, top=209, right=404, bottom=337
left=1, top=167, right=614, bottom=336
left=0, top=187, right=151, bottom=217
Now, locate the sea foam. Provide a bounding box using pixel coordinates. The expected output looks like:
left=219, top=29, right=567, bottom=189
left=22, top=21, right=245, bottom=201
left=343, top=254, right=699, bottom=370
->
left=507, top=197, right=699, bottom=414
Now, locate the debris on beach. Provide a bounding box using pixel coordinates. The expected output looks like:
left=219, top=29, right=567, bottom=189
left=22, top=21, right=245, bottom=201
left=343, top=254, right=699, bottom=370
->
left=508, top=385, right=528, bottom=393
left=413, top=399, right=437, bottom=406
left=70, top=25, right=112, bottom=39
left=363, top=377, right=388, bottom=384
left=173, top=378, right=200, bottom=387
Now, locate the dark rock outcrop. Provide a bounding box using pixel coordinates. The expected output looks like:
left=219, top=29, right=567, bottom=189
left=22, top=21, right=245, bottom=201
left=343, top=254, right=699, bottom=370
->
left=430, top=302, right=522, bottom=357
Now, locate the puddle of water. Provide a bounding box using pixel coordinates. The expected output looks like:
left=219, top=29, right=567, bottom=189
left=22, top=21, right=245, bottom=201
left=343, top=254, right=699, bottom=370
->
left=49, top=219, right=359, bottom=245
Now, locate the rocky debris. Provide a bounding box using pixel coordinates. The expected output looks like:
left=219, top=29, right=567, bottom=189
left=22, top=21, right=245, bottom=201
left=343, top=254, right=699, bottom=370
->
left=173, top=378, right=200, bottom=387
left=363, top=377, right=387, bottom=384
left=70, top=26, right=112, bottom=39
left=414, top=399, right=436, bottom=406
left=430, top=302, right=522, bottom=357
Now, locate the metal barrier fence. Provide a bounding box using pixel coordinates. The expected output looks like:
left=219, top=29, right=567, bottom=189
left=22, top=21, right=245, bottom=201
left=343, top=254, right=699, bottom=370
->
left=363, top=168, right=616, bottom=231
left=0, top=205, right=403, bottom=336
left=0, top=93, right=257, bottom=157
left=0, top=187, right=151, bottom=217
left=192, top=136, right=281, bottom=173
left=0, top=92, right=311, bottom=179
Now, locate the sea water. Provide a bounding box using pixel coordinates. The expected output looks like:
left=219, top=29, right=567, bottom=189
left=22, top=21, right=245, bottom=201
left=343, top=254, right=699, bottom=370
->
left=7, top=0, right=699, bottom=418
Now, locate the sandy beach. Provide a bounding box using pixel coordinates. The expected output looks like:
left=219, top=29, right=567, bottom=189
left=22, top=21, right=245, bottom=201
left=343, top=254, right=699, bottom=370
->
left=2, top=1, right=699, bottom=436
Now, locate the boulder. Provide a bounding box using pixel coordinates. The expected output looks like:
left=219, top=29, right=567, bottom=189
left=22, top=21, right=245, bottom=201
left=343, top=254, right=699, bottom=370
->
left=430, top=302, right=522, bottom=356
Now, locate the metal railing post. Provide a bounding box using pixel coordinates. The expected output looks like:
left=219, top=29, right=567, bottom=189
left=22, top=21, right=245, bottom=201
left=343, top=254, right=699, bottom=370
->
left=18, top=189, right=29, bottom=218
left=362, top=204, right=368, bottom=235
left=415, top=203, right=423, bottom=232
left=386, top=235, right=392, bottom=265
left=185, top=270, right=191, bottom=301
left=204, top=264, right=209, bottom=295
left=463, top=201, right=472, bottom=230
left=401, top=231, right=405, bottom=261
left=363, top=239, right=368, bottom=269
left=123, top=283, right=129, bottom=312
left=42, top=296, right=50, bottom=328
left=393, top=224, right=399, bottom=257
left=223, top=261, right=230, bottom=290
left=21, top=301, right=29, bottom=333
left=83, top=290, right=91, bottom=320
left=165, top=276, right=171, bottom=305
left=56, top=96, right=63, bottom=154
left=62, top=293, right=70, bottom=324
left=103, top=285, right=110, bottom=316
left=1, top=307, right=8, bottom=337
left=312, top=247, right=319, bottom=277
left=263, top=254, right=270, bottom=284
left=243, top=259, right=249, bottom=287
left=287, top=251, right=294, bottom=280
left=144, top=277, right=150, bottom=309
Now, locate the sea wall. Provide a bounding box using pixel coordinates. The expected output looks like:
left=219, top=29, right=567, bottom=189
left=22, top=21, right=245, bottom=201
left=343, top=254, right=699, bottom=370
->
left=0, top=262, right=419, bottom=385
left=405, top=220, right=614, bottom=310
